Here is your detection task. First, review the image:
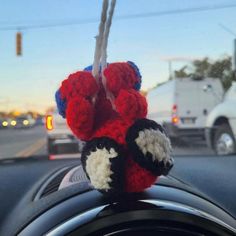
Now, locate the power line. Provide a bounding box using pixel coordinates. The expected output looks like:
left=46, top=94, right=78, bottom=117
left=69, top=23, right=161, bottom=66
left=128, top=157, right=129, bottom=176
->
left=0, top=18, right=98, bottom=31
left=219, top=23, right=236, bottom=37
left=0, top=3, right=236, bottom=31
left=118, top=3, right=236, bottom=20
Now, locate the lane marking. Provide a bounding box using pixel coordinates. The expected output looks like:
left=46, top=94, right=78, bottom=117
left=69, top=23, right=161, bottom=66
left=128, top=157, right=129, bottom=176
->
left=22, top=138, right=46, bottom=157
left=15, top=138, right=46, bottom=157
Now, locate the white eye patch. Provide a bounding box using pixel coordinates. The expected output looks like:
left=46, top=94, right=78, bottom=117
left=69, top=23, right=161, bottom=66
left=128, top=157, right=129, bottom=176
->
left=85, top=147, right=118, bottom=190
left=135, top=128, right=172, bottom=164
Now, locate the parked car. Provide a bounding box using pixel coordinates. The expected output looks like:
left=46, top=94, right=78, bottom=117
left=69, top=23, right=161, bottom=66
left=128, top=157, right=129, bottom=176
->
left=46, top=109, right=84, bottom=155
left=147, top=77, right=224, bottom=139
left=205, top=82, right=236, bottom=155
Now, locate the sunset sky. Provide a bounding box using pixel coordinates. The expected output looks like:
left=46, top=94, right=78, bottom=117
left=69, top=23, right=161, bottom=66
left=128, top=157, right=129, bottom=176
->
left=0, top=0, right=236, bottom=113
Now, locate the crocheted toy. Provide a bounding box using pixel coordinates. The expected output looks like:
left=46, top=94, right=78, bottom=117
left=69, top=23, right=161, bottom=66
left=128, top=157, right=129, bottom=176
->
left=55, top=0, right=173, bottom=194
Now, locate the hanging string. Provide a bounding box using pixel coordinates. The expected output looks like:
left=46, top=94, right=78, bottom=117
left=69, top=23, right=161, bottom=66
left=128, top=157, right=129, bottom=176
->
left=101, top=0, right=117, bottom=109
left=91, top=0, right=117, bottom=109
left=92, top=0, right=116, bottom=79
left=92, top=0, right=109, bottom=80
left=101, top=0, right=116, bottom=69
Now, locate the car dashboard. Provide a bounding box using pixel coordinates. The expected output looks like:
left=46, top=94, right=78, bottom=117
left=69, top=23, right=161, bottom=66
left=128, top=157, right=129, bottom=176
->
left=0, top=156, right=236, bottom=236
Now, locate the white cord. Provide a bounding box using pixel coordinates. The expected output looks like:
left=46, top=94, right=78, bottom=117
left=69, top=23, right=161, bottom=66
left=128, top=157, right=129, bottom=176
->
left=101, top=0, right=116, bottom=70
left=92, top=0, right=109, bottom=80
left=101, top=0, right=116, bottom=109
left=92, top=0, right=116, bottom=80
left=92, top=0, right=117, bottom=109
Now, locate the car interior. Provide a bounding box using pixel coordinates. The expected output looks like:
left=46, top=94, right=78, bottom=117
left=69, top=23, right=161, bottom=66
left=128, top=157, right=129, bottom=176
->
left=0, top=155, right=236, bottom=235
left=1, top=0, right=236, bottom=236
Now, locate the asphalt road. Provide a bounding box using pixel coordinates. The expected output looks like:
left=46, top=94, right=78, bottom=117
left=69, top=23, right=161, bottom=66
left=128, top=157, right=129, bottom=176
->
left=172, top=138, right=214, bottom=156
left=0, top=125, right=47, bottom=159
left=0, top=126, right=214, bottom=160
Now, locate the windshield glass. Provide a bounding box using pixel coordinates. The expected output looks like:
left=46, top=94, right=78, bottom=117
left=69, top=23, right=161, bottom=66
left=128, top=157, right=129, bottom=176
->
left=0, top=0, right=236, bottom=160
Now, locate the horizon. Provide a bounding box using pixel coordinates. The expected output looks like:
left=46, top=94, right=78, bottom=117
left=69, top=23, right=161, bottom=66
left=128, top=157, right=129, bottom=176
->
left=0, top=0, right=236, bottom=113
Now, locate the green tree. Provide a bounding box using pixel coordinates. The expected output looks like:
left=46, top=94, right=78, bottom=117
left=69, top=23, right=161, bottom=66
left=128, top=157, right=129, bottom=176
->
left=192, top=57, right=211, bottom=77
left=174, top=66, right=189, bottom=78
left=174, top=56, right=236, bottom=90
left=208, top=57, right=235, bottom=90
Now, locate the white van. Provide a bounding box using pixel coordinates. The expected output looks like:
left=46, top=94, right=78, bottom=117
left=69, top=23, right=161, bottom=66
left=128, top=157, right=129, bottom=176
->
left=147, top=77, right=224, bottom=139
left=205, top=82, right=236, bottom=155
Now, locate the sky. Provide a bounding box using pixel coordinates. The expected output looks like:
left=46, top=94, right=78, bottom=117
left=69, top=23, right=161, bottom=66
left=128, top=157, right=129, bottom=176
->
left=0, top=0, right=236, bottom=113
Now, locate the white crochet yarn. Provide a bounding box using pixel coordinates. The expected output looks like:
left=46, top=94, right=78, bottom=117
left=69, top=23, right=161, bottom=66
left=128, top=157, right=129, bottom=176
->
left=135, top=128, right=172, bottom=164
left=85, top=147, right=118, bottom=190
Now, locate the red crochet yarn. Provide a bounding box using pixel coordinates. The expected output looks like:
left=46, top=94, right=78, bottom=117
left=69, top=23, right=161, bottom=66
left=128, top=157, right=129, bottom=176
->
left=58, top=62, right=157, bottom=192
left=66, top=96, right=95, bottom=140
left=125, top=157, right=158, bottom=192
left=104, top=62, right=138, bottom=97
left=60, top=71, right=98, bottom=101
left=115, top=89, right=147, bottom=123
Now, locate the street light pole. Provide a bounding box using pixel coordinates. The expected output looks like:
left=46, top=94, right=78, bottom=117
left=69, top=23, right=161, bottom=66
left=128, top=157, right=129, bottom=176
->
left=233, top=38, right=236, bottom=73
left=218, top=23, right=236, bottom=74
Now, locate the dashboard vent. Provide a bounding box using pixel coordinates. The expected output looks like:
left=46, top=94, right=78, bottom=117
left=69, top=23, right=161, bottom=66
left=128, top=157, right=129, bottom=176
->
left=34, top=167, right=73, bottom=200
left=40, top=169, right=69, bottom=198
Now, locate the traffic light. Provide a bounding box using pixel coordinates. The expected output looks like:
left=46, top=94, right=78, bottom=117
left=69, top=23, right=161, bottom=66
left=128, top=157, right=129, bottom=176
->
left=16, top=32, right=22, bottom=56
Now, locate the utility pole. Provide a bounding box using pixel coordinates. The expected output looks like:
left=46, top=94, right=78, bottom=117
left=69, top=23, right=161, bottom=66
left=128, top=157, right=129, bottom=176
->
left=219, top=23, right=236, bottom=74
left=233, top=38, right=236, bottom=73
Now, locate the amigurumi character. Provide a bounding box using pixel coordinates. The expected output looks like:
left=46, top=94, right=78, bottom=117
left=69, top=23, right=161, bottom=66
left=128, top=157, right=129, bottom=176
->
left=55, top=61, right=173, bottom=194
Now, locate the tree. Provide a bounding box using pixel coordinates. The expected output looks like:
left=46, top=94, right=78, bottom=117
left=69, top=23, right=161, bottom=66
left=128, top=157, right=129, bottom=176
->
left=174, top=56, right=236, bottom=90
left=174, top=66, right=189, bottom=78
left=192, top=57, right=211, bottom=77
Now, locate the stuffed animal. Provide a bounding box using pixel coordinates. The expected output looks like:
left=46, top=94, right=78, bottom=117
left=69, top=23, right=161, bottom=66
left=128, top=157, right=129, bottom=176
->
left=55, top=61, right=173, bottom=194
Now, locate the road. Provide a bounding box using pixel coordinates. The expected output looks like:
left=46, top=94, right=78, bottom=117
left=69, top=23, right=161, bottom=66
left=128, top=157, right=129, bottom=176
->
left=0, top=126, right=214, bottom=160
left=0, top=125, right=47, bottom=159
left=172, top=138, right=214, bottom=156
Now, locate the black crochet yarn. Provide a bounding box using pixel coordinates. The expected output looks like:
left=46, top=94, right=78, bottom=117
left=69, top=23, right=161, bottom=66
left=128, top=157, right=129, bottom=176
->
left=81, top=137, right=125, bottom=194
left=126, top=118, right=173, bottom=176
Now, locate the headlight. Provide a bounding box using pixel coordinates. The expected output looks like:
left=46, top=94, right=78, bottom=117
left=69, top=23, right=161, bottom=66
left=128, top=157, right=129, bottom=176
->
left=23, top=120, right=29, bottom=125
left=2, top=121, right=8, bottom=127
left=11, top=120, right=17, bottom=126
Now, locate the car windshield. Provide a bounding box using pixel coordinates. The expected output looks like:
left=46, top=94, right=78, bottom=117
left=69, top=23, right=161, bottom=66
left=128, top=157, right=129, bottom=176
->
left=0, top=0, right=236, bottom=160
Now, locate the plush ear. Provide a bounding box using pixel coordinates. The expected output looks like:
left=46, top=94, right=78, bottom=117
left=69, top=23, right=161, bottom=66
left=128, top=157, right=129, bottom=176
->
left=55, top=90, right=67, bottom=118
left=127, top=61, right=142, bottom=91
left=83, top=64, right=108, bottom=72
left=83, top=65, right=93, bottom=72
